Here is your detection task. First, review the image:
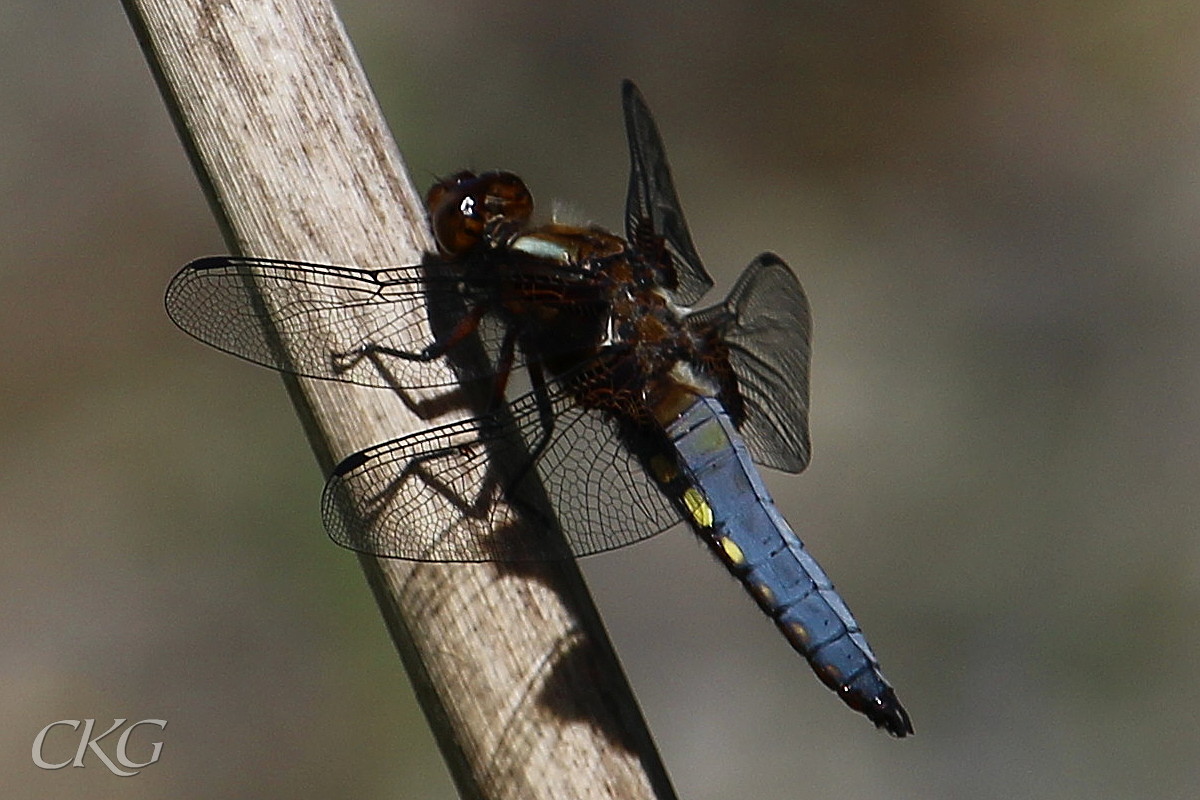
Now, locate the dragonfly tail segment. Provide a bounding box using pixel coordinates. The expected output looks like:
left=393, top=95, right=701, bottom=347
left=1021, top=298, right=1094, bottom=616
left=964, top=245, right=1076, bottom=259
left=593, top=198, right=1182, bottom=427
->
left=652, top=396, right=913, bottom=737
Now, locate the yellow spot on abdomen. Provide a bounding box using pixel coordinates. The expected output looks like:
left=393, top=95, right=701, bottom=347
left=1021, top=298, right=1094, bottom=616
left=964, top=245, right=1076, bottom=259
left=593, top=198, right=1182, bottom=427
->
left=783, top=619, right=810, bottom=647
left=818, top=662, right=844, bottom=690
left=717, top=536, right=745, bottom=566
left=751, top=580, right=776, bottom=607
left=682, top=488, right=714, bottom=528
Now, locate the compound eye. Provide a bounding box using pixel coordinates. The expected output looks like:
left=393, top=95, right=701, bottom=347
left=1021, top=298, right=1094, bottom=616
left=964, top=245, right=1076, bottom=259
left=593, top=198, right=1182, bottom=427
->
left=426, top=172, right=487, bottom=256
left=459, top=194, right=477, bottom=219
left=425, top=170, right=534, bottom=257
left=482, top=172, right=533, bottom=226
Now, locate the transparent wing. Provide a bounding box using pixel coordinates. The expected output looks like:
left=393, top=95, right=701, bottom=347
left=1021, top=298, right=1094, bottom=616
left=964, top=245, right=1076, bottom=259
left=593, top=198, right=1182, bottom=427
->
left=322, top=386, right=683, bottom=561
left=165, top=255, right=521, bottom=389
left=622, top=80, right=714, bottom=306
left=688, top=253, right=813, bottom=473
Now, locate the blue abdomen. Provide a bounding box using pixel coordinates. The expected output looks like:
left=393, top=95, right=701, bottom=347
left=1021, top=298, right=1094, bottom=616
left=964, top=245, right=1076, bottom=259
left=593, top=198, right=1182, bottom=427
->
left=658, top=396, right=912, bottom=736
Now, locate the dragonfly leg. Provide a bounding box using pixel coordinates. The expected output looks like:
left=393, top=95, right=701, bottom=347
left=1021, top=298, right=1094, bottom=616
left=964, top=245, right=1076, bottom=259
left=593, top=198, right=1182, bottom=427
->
left=520, top=359, right=557, bottom=466
left=488, top=325, right=519, bottom=408
left=492, top=358, right=559, bottom=530
left=331, top=302, right=489, bottom=374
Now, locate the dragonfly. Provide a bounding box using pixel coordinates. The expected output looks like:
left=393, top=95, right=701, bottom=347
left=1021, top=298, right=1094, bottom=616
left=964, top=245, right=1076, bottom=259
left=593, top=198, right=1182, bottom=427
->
left=166, top=80, right=912, bottom=737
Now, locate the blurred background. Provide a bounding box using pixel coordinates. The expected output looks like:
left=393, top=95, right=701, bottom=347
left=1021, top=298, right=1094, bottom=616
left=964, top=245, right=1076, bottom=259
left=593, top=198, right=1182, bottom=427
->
left=4, top=1, right=1199, bottom=797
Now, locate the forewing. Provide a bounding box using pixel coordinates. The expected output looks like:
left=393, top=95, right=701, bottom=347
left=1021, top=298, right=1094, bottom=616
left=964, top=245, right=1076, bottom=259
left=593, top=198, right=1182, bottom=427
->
left=689, top=253, right=813, bottom=473
left=622, top=80, right=714, bottom=305
left=322, top=386, right=682, bottom=561
left=166, top=255, right=485, bottom=389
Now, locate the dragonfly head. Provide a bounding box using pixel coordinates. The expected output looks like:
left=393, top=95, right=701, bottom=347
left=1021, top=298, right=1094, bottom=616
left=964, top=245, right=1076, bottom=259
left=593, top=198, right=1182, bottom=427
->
left=426, top=170, right=533, bottom=257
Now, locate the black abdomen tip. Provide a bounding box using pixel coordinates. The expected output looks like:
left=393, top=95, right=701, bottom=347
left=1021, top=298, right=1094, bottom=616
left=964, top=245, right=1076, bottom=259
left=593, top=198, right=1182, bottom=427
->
left=869, top=689, right=914, bottom=738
